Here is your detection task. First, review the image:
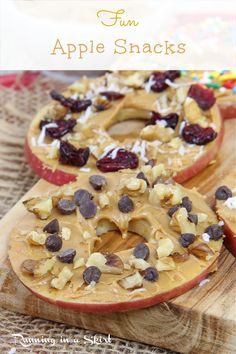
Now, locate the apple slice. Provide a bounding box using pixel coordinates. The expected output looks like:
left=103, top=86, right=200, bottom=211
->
left=25, top=72, right=224, bottom=186
left=8, top=172, right=223, bottom=312
left=214, top=170, right=236, bottom=257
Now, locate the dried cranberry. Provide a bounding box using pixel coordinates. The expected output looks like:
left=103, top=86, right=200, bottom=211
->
left=59, top=141, right=90, bottom=167
left=100, top=91, right=125, bottom=100
left=96, top=148, right=138, bottom=172
left=145, top=112, right=179, bottom=130
left=44, top=119, right=76, bottom=139
left=50, top=90, right=92, bottom=113
left=148, top=70, right=180, bottom=93
left=182, top=124, right=217, bottom=145
left=188, top=84, right=216, bottom=111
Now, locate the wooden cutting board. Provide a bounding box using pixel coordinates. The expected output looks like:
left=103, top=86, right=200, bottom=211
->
left=0, top=119, right=236, bottom=354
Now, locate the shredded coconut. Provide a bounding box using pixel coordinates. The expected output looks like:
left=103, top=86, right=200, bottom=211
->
left=99, top=143, right=117, bottom=158
left=156, top=120, right=167, bottom=127
left=31, top=136, right=37, bottom=146
left=143, top=75, right=155, bottom=92
left=37, top=123, right=58, bottom=147
left=178, top=145, right=186, bottom=156
left=199, top=278, right=210, bottom=287
left=202, top=233, right=210, bottom=242
left=110, top=147, right=121, bottom=159
left=131, top=140, right=148, bottom=162
left=156, top=99, right=171, bottom=114
left=179, top=121, right=186, bottom=135
left=165, top=79, right=193, bottom=89
left=224, top=196, right=236, bottom=209
left=218, top=220, right=224, bottom=226
left=77, top=106, right=93, bottom=124
left=79, top=167, right=91, bottom=172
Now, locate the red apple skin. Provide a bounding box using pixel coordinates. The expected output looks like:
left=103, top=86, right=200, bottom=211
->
left=24, top=261, right=216, bottom=313
left=219, top=103, right=236, bottom=121
left=24, top=115, right=224, bottom=186
left=173, top=117, right=224, bottom=183
left=223, top=222, right=236, bottom=258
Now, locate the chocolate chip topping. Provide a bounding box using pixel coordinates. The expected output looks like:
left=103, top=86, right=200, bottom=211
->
left=167, top=205, right=179, bottom=217
left=142, top=267, right=159, bottom=282
left=89, top=175, right=107, bottom=191
left=188, top=213, right=198, bottom=225
left=83, top=266, right=101, bottom=285
left=118, top=195, right=134, bottom=213
left=43, top=219, right=59, bottom=234
left=74, top=189, right=93, bottom=206
left=133, top=243, right=150, bottom=260
left=215, top=185, right=232, bottom=200
left=79, top=200, right=97, bottom=219
left=181, top=196, right=192, bottom=213
left=45, top=234, right=62, bottom=252
left=145, top=159, right=156, bottom=167
left=57, top=199, right=76, bottom=215
left=179, top=233, right=196, bottom=248
left=204, top=224, right=223, bottom=241
left=57, top=248, right=76, bottom=263
left=136, top=172, right=150, bottom=187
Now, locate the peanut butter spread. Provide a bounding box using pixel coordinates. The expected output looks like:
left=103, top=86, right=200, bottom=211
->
left=216, top=169, right=236, bottom=233
left=27, top=71, right=222, bottom=179
left=9, top=171, right=223, bottom=307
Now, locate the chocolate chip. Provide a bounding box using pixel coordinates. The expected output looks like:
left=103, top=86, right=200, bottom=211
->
left=136, top=172, right=150, bottom=187
left=83, top=266, right=101, bottom=284
left=133, top=243, right=150, bottom=260
left=142, top=267, right=159, bottom=282
left=79, top=201, right=97, bottom=219
left=57, top=199, right=76, bottom=215
left=179, top=233, right=196, bottom=248
left=188, top=213, right=198, bottom=225
left=89, top=175, right=107, bottom=191
left=57, top=248, right=76, bottom=263
left=74, top=189, right=93, bottom=206
left=145, top=159, right=156, bottom=167
left=204, top=224, right=223, bottom=241
left=43, top=219, right=59, bottom=234
left=181, top=196, right=192, bottom=212
left=167, top=205, right=179, bottom=217
left=45, top=234, right=62, bottom=252
left=118, top=195, right=134, bottom=213
left=215, top=185, right=232, bottom=200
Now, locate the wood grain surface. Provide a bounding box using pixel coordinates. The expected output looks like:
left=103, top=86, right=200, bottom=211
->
left=0, top=119, right=235, bottom=354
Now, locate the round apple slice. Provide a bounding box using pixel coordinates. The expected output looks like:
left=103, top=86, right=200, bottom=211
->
left=25, top=71, right=223, bottom=185
left=9, top=172, right=223, bottom=312
left=214, top=170, right=236, bottom=257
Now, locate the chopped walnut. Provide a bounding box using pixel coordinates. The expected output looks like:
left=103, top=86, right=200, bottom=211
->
left=73, top=257, right=85, bottom=269
left=120, top=177, right=147, bottom=195
left=170, top=207, right=196, bottom=234
left=149, top=184, right=182, bottom=206
left=86, top=252, right=124, bottom=274
left=98, top=194, right=110, bottom=209
left=51, top=266, right=73, bottom=290
left=119, top=272, right=143, bottom=290
left=23, top=197, right=53, bottom=220
left=157, top=238, right=174, bottom=258
left=188, top=242, right=214, bottom=261
left=128, top=255, right=150, bottom=270
left=184, top=97, right=208, bottom=127
left=61, top=227, right=71, bottom=240
left=140, top=125, right=174, bottom=143
left=27, top=231, right=47, bottom=246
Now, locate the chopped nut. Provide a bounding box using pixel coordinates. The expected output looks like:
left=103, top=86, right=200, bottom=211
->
left=140, top=125, right=174, bottom=143
left=119, top=272, right=143, bottom=290
left=27, top=231, right=47, bottom=245
left=157, top=238, right=174, bottom=258
left=170, top=207, right=196, bottom=234
left=21, top=257, right=56, bottom=276
left=46, top=146, right=59, bottom=159
left=83, top=231, right=92, bottom=240
left=36, top=257, right=57, bottom=276
left=168, top=137, right=182, bottom=149
left=61, top=227, right=71, bottom=240
left=188, top=242, right=214, bottom=260
left=184, top=97, right=202, bottom=123
left=176, top=86, right=188, bottom=104
left=23, top=197, right=53, bottom=220
left=120, top=177, right=147, bottom=195
left=197, top=213, right=208, bottom=223
left=51, top=266, right=73, bottom=290
left=86, top=252, right=124, bottom=274
left=73, top=257, right=85, bottom=269
left=156, top=257, right=176, bottom=271
left=21, top=259, right=39, bottom=275
left=171, top=252, right=190, bottom=263
left=151, top=164, right=167, bottom=180
left=149, top=184, right=182, bottom=206
left=98, top=194, right=110, bottom=209
left=122, top=72, right=144, bottom=88
left=128, top=255, right=150, bottom=270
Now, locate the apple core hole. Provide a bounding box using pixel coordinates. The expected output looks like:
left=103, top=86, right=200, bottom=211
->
left=107, top=119, right=147, bottom=142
